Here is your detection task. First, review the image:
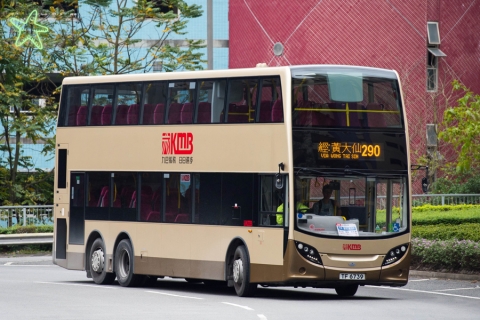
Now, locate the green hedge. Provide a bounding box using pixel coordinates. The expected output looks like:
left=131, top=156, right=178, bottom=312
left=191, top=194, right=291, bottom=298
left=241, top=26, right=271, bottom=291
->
left=411, top=238, right=480, bottom=272
left=412, top=223, right=480, bottom=242
left=412, top=207, right=480, bottom=226
left=412, top=204, right=480, bottom=212
left=0, top=225, right=53, bottom=235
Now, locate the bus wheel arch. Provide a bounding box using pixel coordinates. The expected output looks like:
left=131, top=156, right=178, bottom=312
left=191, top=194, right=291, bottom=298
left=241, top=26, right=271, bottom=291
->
left=88, top=234, right=115, bottom=285
left=225, top=238, right=257, bottom=297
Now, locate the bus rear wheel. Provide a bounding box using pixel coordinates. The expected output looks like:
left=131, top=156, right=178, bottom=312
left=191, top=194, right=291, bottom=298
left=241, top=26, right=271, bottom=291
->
left=335, top=284, right=359, bottom=297
left=115, top=239, right=140, bottom=287
left=90, top=238, right=115, bottom=285
left=232, top=245, right=257, bottom=297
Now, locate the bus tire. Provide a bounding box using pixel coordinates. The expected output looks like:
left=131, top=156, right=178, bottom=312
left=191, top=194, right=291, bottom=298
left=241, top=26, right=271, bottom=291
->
left=89, top=238, right=115, bottom=285
left=115, top=239, right=140, bottom=287
left=335, top=284, right=358, bottom=297
left=232, top=245, right=257, bottom=297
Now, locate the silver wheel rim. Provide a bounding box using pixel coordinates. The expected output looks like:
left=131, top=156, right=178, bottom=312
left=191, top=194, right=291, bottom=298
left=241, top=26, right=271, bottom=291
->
left=233, top=258, right=243, bottom=284
left=118, top=249, right=130, bottom=279
left=91, top=248, right=104, bottom=273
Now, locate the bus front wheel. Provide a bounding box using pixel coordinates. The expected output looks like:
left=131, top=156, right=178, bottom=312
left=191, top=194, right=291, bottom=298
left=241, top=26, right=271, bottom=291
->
left=335, top=284, right=359, bottom=297
left=232, top=245, right=257, bottom=297
left=115, top=239, right=140, bottom=287
left=90, top=238, right=115, bottom=285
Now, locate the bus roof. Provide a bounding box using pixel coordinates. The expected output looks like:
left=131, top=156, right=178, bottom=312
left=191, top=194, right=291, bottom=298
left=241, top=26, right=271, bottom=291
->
left=62, top=65, right=398, bottom=85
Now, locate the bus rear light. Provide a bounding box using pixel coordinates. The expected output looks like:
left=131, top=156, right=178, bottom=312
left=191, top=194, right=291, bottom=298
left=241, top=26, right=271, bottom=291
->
left=382, top=243, right=409, bottom=266
left=243, top=220, right=253, bottom=226
left=295, top=241, right=323, bottom=265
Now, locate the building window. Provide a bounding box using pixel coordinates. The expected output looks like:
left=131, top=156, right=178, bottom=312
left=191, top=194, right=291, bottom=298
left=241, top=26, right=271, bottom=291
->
left=427, top=50, right=438, bottom=92
left=426, top=22, right=446, bottom=92
left=427, top=22, right=441, bottom=45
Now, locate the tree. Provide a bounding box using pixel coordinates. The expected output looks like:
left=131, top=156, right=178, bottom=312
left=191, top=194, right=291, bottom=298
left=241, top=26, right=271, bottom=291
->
left=439, top=80, right=480, bottom=174
left=0, top=1, right=58, bottom=208
left=49, top=0, right=205, bottom=76
left=0, top=0, right=205, bottom=212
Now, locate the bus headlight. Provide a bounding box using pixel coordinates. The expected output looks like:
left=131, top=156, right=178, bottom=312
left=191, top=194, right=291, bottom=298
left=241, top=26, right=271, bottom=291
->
left=295, top=241, right=323, bottom=265
left=382, top=244, right=409, bottom=266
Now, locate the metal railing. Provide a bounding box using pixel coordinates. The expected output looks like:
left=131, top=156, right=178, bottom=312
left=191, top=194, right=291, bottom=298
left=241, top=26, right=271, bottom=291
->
left=0, top=205, right=54, bottom=228
left=312, top=194, right=480, bottom=210
left=411, top=194, right=480, bottom=207
left=1, top=194, right=480, bottom=228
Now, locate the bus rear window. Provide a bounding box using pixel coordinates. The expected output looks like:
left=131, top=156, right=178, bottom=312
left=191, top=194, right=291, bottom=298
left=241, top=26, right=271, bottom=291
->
left=291, top=68, right=403, bottom=129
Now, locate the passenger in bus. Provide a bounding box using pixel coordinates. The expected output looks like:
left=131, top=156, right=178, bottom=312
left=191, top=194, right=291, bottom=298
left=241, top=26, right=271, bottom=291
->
left=312, top=185, right=341, bottom=216
left=276, top=188, right=309, bottom=225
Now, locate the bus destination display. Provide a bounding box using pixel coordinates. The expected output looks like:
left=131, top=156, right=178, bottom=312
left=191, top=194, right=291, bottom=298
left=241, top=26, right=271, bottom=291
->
left=318, top=142, right=384, bottom=161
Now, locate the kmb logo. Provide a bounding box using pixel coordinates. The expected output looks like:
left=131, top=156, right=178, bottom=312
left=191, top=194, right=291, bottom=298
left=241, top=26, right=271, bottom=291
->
left=343, top=244, right=361, bottom=250
left=162, top=132, right=193, bottom=155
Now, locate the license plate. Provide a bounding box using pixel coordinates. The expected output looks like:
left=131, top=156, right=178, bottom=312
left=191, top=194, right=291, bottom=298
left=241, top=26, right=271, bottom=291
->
left=339, top=273, right=365, bottom=280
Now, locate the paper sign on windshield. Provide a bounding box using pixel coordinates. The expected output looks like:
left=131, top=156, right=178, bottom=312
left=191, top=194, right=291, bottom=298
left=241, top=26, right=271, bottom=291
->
left=336, top=223, right=359, bottom=236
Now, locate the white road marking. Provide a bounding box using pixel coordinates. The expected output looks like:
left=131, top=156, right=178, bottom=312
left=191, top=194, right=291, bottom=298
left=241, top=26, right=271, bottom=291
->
left=35, top=281, right=117, bottom=289
left=367, top=285, right=480, bottom=300
left=409, top=279, right=432, bottom=282
left=436, top=286, right=480, bottom=292
left=2, top=264, right=56, bottom=267
left=146, top=291, right=203, bottom=300
left=257, top=314, right=268, bottom=319
left=222, top=302, right=254, bottom=310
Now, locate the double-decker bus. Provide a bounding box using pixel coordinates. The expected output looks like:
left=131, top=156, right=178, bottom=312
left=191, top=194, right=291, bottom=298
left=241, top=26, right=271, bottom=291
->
left=53, top=64, right=411, bottom=297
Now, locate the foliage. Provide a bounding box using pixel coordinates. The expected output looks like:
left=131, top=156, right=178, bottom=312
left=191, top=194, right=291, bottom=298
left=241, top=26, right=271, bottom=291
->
left=0, top=1, right=58, bottom=206
left=49, top=0, right=205, bottom=76
left=0, top=224, right=53, bottom=234
left=412, top=204, right=480, bottom=213
left=430, top=173, right=480, bottom=194
left=411, top=238, right=480, bottom=272
left=1, top=0, right=205, bottom=207
left=439, top=80, right=480, bottom=173
left=412, top=223, right=480, bottom=242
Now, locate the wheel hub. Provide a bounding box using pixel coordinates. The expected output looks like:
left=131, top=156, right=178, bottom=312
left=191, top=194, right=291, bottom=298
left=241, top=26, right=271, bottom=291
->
left=91, top=249, right=105, bottom=273
left=233, top=258, right=243, bottom=283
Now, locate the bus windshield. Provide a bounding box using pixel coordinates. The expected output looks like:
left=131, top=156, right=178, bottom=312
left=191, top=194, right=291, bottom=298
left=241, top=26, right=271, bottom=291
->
left=294, top=175, right=408, bottom=238
left=291, top=66, right=403, bottom=128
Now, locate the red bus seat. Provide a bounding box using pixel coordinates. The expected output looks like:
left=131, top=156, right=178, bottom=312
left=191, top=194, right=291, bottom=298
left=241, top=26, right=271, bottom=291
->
left=143, top=104, right=156, bottom=125
left=153, top=103, right=165, bottom=125
left=127, top=104, right=140, bottom=125
left=90, top=105, right=104, bottom=126
left=76, top=106, right=87, bottom=126
left=168, top=102, right=183, bottom=124
left=197, top=102, right=211, bottom=123
left=101, top=105, right=112, bottom=125
left=181, top=103, right=194, bottom=124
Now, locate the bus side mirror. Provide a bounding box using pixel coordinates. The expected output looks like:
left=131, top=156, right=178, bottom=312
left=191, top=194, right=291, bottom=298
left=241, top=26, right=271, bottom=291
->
left=275, top=174, right=284, bottom=189
left=421, top=177, right=428, bottom=193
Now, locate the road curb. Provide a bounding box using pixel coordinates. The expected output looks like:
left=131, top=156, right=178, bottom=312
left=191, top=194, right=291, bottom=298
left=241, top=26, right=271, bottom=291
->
left=410, top=270, right=480, bottom=281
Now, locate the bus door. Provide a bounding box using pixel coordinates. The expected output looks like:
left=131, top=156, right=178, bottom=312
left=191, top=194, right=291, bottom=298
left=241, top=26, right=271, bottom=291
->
left=55, top=144, right=69, bottom=259
left=69, top=172, right=85, bottom=245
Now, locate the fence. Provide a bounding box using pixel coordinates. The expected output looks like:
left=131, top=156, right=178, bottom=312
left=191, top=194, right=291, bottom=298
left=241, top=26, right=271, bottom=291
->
left=411, top=194, right=480, bottom=207
left=1, top=195, right=480, bottom=228
left=0, top=205, right=54, bottom=228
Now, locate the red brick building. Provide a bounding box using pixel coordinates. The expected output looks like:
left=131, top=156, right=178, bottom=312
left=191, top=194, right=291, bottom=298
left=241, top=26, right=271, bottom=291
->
left=228, top=0, right=480, bottom=187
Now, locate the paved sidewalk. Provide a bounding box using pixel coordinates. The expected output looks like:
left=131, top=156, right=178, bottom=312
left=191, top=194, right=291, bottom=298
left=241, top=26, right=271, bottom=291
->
left=410, top=270, right=480, bottom=281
